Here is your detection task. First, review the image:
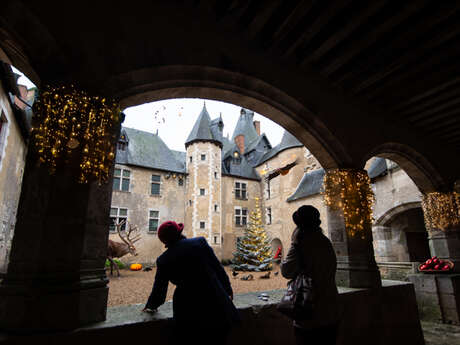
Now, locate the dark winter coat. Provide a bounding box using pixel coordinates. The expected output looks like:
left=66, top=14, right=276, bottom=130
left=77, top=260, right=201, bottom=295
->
left=145, top=237, right=240, bottom=330
left=281, top=227, right=340, bottom=329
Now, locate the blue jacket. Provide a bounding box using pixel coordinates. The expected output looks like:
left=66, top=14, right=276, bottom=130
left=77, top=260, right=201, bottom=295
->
left=146, top=237, right=240, bottom=328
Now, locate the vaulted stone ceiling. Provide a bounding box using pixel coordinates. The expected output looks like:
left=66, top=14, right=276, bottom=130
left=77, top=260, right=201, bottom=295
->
left=0, top=1, right=459, bottom=190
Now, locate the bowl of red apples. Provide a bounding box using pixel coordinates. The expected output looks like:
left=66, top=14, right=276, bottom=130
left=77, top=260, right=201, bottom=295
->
left=418, top=256, right=454, bottom=273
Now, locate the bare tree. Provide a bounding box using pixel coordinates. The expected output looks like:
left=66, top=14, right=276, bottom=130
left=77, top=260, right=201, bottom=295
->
left=107, top=220, right=141, bottom=276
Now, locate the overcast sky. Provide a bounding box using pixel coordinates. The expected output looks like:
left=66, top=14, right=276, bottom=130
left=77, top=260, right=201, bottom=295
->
left=123, top=99, right=285, bottom=151
left=13, top=67, right=285, bottom=152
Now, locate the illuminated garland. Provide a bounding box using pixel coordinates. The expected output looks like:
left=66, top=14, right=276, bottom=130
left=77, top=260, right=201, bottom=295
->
left=422, top=192, right=460, bottom=231
left=322, top=169, right=375, bottom=238
left=32, top=85, right=121, bottom=184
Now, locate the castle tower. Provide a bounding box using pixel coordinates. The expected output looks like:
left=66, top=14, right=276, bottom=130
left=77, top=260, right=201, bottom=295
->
left=184, top=103, right=223, bottom=253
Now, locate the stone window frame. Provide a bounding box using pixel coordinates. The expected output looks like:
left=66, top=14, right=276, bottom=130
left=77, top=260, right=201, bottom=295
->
left=109, top=207, right=128, bottom=232
left=200, top=188, right=206, bottom=196
left=235, top=206, right=248, bottom=227
left=266, top=206, right=272, bottom=225
left=148, top=209, right=160, bottom=233
left=235, top=181, right=248, bottom=200
left=151, top=174, right=161, bottom=195
left=201, top=153, right=206, bottom=161
left=199, top=221, right=206, bottom=229
left=212, top=234, right=220, bottom=244
left=214, top=204, right=219, bottom=212
left=113, top=168, right=131, bottom=192
left=189, top=156, right=192, bottom=163
left=214, top=171, right=218, bottom=179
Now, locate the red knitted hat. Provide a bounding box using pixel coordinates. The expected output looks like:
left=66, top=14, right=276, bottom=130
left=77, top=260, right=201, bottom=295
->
left=158, top=221, right=184, bottom=244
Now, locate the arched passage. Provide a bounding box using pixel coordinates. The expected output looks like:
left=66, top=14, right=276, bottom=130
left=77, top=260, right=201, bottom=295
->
left=365, top=142, right=447, bottom=193
left=373, top=202, right=429, bottom=265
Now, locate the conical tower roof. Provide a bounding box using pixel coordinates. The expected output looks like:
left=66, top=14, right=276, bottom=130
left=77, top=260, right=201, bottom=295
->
left=231, top=108, right=259, bottom=144
left=185, top=103, right=221, bottom=147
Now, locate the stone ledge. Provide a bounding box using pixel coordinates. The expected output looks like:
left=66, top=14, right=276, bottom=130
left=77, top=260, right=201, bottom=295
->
left=0, top=282, right=423, bottom=345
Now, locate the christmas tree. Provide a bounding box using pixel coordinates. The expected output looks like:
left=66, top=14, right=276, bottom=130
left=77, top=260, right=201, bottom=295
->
left=232, top=197, right=273, bottom=271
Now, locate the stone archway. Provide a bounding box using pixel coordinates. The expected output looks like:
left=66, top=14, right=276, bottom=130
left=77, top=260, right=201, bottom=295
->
left=365, top=142, right=446, bottom=193
left=372, top=202, right=430, bottom=263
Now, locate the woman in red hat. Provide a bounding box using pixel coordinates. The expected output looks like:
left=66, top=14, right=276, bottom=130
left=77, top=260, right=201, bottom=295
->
left=143, top=220, right=239, bottom=345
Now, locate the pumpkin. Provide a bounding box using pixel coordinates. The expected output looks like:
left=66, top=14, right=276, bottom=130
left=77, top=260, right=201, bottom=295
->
left=130, top=263, right=142, bottom=271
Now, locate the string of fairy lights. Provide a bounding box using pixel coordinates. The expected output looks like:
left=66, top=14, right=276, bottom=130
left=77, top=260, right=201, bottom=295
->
left=323, top=168, right=375, bottom=238
left=32, top=85, right=121, bottom=184
left=422, top=192, right=460, bottom=232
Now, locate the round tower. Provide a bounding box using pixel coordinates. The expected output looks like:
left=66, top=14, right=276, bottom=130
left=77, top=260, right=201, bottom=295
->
left=184, top=104, right=223, bottom=255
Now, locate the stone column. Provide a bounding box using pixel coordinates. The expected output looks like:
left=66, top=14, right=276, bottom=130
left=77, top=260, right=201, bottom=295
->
left=423, top=191, right=460, bottom=269
left=0, top=126, right=119, bottom=332
left=324, top=169, right=381, bottom=288
left=409, top=190, right=460, bottom=324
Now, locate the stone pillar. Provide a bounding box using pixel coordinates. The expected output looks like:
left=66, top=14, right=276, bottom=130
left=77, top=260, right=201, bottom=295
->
left=409, top=190, right=460, bottom=324
left=324, top=169, right=381, bottom=288
left=423, top=192, right=460, bottom=269
left=0, top=129, right=119, bottom=332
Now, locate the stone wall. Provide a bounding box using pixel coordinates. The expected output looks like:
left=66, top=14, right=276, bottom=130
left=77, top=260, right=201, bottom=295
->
left=109, top=164, right=186, bottom=265
left=0, top=81, right=27, bottom=274
left=255, top=147, right=328, bottom=258
left=221, top=176, right=262, bottom=260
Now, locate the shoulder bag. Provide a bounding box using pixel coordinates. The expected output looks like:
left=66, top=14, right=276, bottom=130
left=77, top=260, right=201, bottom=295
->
left=276, top=243, right=314, bottom=320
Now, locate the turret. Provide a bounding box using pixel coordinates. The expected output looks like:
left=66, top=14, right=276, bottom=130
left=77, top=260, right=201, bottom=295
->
left=184, top=103, right=222, bottom=253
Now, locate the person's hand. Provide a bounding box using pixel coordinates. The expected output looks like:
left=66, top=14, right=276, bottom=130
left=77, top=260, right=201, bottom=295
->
left=142, top=307, right=157, bottom=313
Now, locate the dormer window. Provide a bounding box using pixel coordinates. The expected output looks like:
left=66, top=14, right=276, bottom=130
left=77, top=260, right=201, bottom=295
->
left=118, top=142, right=127, bottom=151
left=118, top=133, right=128, bottom=151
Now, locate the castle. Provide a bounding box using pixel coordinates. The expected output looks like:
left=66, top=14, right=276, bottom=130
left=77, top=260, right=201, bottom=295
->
left=110, top=103, right=426, bottom=275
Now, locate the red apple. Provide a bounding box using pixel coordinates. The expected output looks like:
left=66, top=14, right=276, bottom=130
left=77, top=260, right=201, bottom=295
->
left=420, top=264, right=427, bottom=270
left=442, top=264, right=450, bottom=271
left=434, top=264, right=441, bottom=270
left=433, top=258, right=440, bottom=265
left=425, top=259, right=433, bottom=266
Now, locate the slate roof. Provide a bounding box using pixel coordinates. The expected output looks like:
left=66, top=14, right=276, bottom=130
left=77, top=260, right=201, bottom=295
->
left=231, top=108, right=259, bottom=144
left=257, top=130, right=303, bottom=165
left=185, top=103, right=221, bottom=146
left=287, top=168, right=325, bottom=202
left=368, top=157, right=388, bottom=179
left=115, top=127, right=186, bottom=173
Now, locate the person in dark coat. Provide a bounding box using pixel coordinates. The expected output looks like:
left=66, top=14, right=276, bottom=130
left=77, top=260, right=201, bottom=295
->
left=281, top=205, right=340, bottom=345
left=143, top=220, right=240, bottom=345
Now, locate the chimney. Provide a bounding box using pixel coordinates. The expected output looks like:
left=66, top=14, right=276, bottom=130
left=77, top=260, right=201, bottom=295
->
left=235, top=135, right=245, bottom=154
left=253, top=121, right=260, bottom=135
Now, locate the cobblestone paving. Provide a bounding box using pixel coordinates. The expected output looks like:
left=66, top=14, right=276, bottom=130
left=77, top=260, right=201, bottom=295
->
left=422, top=321, right=460, bottom=345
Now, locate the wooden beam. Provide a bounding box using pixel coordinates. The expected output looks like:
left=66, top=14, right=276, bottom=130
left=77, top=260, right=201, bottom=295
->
left=300, top=1, right=386, bottom=67
left=283, top=0, right=353, bottom=58
left=397, top=85, right=460, bottom=116
left=352, top=7, right=460, bottom=94
left=407, top=97, right=460, bottom=122
left=246, top=2, right=280, bottom=40
left=416, top=108, right=460, bottom=126
left=320, top=2, right=424, bottom=77
left=271, top=1, right=317, bottom=48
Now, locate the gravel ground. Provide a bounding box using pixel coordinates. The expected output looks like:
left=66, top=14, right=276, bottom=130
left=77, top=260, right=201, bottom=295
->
left=107, top=264, right=287, bottom=307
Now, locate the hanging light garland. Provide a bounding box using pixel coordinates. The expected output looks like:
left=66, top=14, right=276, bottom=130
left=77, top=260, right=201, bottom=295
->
left=32, top=85, right=121, bottom=184
left=421, top=192, right=460, bottom=232
left=322, top=169, right=375, bottom=238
